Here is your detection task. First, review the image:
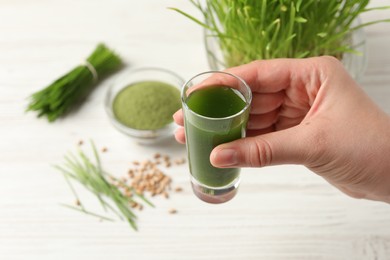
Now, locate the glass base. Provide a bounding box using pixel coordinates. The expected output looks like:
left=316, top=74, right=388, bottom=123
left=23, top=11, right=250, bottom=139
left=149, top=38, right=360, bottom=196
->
left=190, top=176, right=240, bottom=204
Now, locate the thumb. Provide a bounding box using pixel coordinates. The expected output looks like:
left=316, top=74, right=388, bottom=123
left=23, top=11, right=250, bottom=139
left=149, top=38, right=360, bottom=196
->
left=210, top=125, right=314, bottom=168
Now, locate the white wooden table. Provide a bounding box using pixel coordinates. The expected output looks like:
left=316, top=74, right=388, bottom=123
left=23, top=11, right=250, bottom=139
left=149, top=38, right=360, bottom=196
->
left=1, top=1, right=390, bottom=259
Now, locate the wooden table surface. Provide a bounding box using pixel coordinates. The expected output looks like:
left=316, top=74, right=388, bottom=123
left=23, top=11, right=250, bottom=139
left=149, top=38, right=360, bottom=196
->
left=1, top=0, right=390, bottom=259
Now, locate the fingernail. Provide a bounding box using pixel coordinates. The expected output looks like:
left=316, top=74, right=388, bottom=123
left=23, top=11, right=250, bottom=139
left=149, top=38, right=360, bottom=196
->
left=214, top=149, right=238, bottom=167
left=172, top=111, right=178, bottom=120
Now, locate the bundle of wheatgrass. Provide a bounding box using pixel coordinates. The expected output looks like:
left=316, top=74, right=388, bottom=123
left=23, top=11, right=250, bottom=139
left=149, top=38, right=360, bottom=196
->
left=171, top=0, right=390, bottom=67
left=27, top=43, right=122, bottom=122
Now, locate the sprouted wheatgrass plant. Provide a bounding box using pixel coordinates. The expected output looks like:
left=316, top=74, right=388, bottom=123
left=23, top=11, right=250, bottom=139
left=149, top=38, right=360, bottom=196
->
left=171, top=0, right=390, bottom=67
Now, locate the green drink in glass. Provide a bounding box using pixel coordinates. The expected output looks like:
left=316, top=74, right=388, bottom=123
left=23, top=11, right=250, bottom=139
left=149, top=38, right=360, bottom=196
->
left=181, top=71, right=252, bottom=203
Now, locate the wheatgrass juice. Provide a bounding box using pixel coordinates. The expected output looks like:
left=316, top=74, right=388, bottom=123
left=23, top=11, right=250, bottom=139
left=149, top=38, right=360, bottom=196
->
left=182, top=71, right=251, bottom=204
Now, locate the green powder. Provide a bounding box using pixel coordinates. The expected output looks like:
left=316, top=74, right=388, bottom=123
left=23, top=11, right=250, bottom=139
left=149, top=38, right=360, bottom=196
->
left=113, top=81, right=181, bottom=130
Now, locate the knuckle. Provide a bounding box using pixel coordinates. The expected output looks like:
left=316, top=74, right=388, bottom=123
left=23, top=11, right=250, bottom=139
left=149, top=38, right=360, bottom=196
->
left=250, top=59, right=262, bottom=66
left=319, top=55, right=340, bottom=65
left=243, top=137, right=273, bottom=167
left=317, top=55, right=343, bottom=72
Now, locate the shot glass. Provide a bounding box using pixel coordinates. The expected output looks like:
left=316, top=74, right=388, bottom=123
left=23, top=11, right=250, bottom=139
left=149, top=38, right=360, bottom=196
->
left=181, top=71, right=252, bottom=204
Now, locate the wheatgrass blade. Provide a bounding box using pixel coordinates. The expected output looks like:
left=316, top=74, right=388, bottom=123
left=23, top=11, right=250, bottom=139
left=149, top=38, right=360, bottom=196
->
left=172, top=0, right=390, bottom=66
left=167, top=7, right=213, bottom=31
left=60, top=204, right=115, bottom=222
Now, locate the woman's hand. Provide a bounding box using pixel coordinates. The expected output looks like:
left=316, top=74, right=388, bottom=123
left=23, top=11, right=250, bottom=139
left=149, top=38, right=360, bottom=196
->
left=174, top=56, right=390, bottom=203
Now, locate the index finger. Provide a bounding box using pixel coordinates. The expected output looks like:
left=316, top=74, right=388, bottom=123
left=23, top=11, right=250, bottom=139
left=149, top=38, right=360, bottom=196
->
left=202, top=57, right=320, bottom=94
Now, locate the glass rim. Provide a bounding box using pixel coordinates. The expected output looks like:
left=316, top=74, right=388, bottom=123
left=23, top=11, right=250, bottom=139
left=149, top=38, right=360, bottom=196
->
left=181, top=70, right=252, bottom=121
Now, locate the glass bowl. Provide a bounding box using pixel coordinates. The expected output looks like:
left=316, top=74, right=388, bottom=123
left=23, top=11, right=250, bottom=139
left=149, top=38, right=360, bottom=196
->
left=105, top=67, right=185, bottom=143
